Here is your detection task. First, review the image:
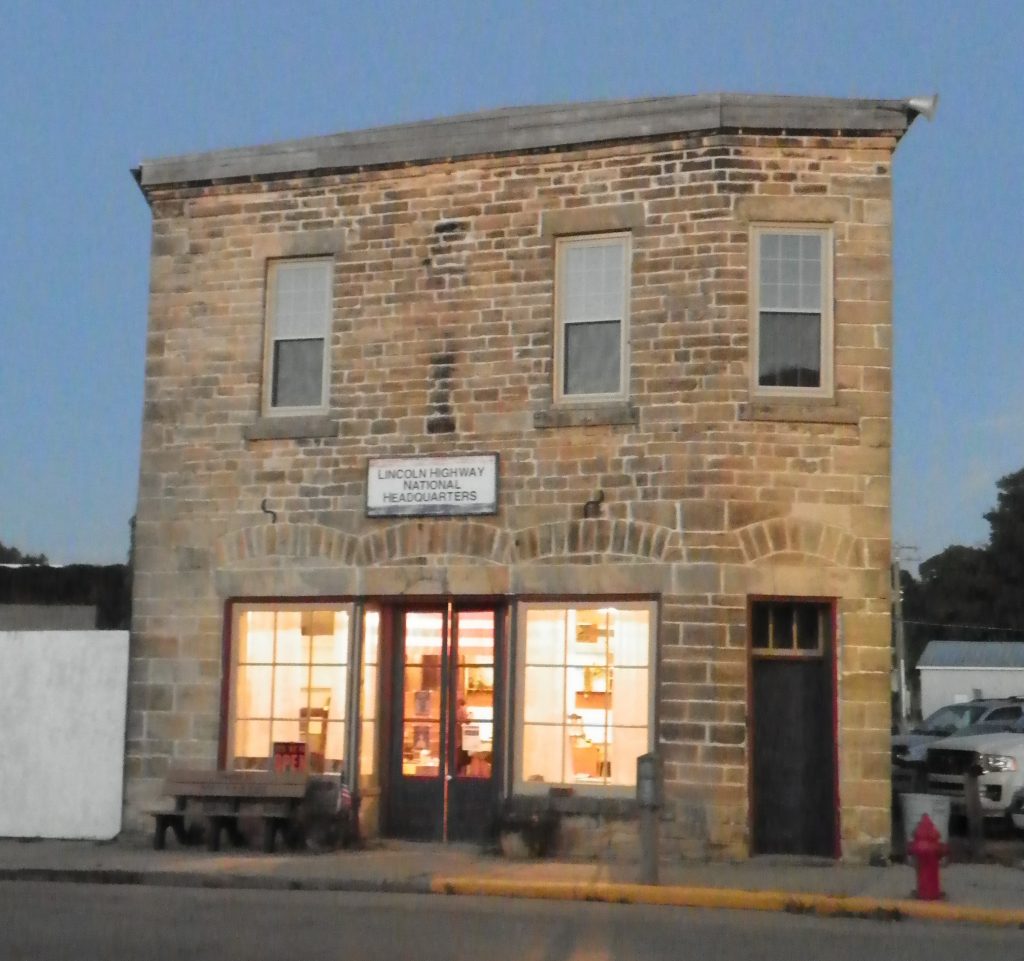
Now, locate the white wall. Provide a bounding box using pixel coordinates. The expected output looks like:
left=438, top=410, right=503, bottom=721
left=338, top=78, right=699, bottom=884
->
left=0, top=631, right=129, bottom=839
left=919, top=667, right=1024, bottom=718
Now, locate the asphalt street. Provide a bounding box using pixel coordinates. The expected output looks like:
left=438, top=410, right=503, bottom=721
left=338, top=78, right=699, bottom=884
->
left=1, top=882, right=1021, bottom=960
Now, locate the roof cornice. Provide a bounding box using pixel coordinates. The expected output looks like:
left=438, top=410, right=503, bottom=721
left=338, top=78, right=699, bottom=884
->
left=136, top=92, right=930, bottom=191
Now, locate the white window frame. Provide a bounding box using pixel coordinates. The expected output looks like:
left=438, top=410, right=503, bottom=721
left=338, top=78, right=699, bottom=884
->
left=749, top=225, right=834, bottom=400
left=554, top=233, right=631, bottom=404
left=262, top=258, right=333, bottom=415
left=226, top=601, right=356, bottom=772
left=513, top=600, right=656, bottom=798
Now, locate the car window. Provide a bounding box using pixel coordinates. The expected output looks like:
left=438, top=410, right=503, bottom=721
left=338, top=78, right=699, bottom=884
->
left=983, top=706, right=1022, bottom=722
left=918, top=704, right=986, bottom=735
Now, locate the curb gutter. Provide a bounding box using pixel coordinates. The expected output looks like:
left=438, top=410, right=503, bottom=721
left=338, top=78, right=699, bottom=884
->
left=3, top=866, right=1023, bottom=929
left=0, top=868, right=429, bottom=896
left=429, top=877, right=1024, bottom=929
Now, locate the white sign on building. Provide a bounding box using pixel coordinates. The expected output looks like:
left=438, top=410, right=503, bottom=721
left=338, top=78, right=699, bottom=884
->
left=366, top=454, right=498, bottom=517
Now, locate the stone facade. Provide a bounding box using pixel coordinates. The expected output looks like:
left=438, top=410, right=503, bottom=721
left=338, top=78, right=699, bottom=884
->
left=130, top=96, right=923, bottom=859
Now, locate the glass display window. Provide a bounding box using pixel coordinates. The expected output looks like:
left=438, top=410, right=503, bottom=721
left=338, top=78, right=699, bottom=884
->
left=516, top=602, right=653, bottom=793
left=228, top=604, right=352, bottom=774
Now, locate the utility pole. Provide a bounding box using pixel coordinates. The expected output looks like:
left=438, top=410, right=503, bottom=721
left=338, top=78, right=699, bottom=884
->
left=892, top=555, right=909, bottom=725
left=892, top=544, right=918, bottom=726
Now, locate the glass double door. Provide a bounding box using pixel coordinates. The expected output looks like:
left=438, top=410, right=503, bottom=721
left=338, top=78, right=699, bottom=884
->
left=387, top=605, right=502, bottom=842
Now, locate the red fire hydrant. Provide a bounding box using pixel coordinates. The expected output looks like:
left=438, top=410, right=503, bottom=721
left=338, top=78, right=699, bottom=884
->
left=907, top=813, right=947, bottom=900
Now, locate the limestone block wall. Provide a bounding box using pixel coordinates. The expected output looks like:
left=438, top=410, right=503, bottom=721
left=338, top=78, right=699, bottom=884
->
left=130, top=128, right=898, bottom=858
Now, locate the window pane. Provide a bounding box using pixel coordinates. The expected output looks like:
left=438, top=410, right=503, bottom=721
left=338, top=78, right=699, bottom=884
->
left=272, top=338, right=324, bottom=408
left=564, top=320, right=620, bottom=395
left=310, top=664, right=347, bottom=718
left=360, top=719, right=377, bottom=784
left=273, top=665, right=308, bottom=719
left=522, top=724, right=565, bottom=785
left=403, top=721, right=441, bottom=776
left=321, top=721, right=345, bottom=773
left=233, top=719, right=270, bottom=768
left=239, top=611, right=275, bottom=662
left=751, top=604, right=770, bottom=649
left=563, top=241, right=624, bottom=322
left=524, top=608, right=566, bottom=665
left=607, top=727, right=646, bottom=786
left=271, top=718, right=301, bottom=743
left=758, top=312, right=821, bottom=388
left=796, top=605, right=822, bottom=651
left=236, top=665, right=272, bottom=718
left=524, top=666, right=566, bottom=723
left=759, top=232, right=822, bottom=312
left=770, top=604, right=795, bottom=650
left=274, top=260, right=330, bottom=339
left=614, top=667, right=648, bottom=727
left=568, top=608, right=610, bottom=666
left=361, top=665, right=378, bottom=720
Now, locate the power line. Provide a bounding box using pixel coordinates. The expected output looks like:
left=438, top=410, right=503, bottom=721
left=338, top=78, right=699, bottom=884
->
left=904, top=619, right=1024, bottom=636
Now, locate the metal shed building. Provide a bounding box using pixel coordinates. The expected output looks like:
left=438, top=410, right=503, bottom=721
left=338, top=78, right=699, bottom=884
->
left=918, top=641, right=1024, bottom=717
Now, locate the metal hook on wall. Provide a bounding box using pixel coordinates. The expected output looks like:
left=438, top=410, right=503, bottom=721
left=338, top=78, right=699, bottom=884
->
left=260, top=498, right=278, bottom=524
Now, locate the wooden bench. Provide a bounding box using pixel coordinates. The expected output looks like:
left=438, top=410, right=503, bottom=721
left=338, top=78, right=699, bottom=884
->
left=149, top=769, right=309, bottom=853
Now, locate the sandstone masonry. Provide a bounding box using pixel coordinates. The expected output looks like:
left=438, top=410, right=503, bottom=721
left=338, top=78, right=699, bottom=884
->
left=130, top=95, right=928, bottom=860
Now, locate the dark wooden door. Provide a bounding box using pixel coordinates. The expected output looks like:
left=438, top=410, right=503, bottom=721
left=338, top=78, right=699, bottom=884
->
left=386, top=605, right=502, bottom=842
left=750, top=602, right=836, bottom=857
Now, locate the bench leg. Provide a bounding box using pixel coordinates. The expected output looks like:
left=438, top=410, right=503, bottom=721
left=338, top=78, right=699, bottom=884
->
left=262, top=820, right=277, bottom=854
left=153, top=815, right=169, bottom=851
left=206, top=817, right=224, bottom=852
left=170, top=816, right=191, bottom=846
left=226, top=821, right=247, bottom=848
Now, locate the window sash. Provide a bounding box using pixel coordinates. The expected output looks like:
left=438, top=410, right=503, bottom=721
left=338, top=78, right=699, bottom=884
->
left=556, top=235, right=629, bottom=400
left=751, top=227, right=832, bottom=398
left=265, top=259, right=332, bottom=412
left=229, top=604, right=352, bottom=772
left=515, top=602, right=654, bottom=794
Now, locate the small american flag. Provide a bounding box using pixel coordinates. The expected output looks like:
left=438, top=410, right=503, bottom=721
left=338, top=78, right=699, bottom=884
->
left=337, top=782, right=353, bottom=813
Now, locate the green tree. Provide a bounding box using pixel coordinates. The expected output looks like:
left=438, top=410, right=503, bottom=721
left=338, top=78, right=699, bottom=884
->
left=0, top=540, right=48, bottom=565
left=902, top=467, right=1024, bottom=659
left=984, top=467, right=1024, bottom=630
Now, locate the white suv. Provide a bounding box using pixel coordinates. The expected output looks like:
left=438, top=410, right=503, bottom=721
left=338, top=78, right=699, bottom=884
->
left=924, top=721, right=1024, bottom=820
left=893, top=700, right=1024, bottom=793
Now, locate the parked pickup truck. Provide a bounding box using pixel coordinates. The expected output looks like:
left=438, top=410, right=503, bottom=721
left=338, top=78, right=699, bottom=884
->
left=893, top=699, right=1024, bottom=793
left=925, top=720, right=1024, bottom=822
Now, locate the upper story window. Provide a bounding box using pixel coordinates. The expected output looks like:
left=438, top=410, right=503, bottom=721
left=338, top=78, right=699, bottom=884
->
left=264, top=259, right=332, bottom=413
left=750, top=227, right=833, bottom=399
left=555, top=234, right=630, bottom=402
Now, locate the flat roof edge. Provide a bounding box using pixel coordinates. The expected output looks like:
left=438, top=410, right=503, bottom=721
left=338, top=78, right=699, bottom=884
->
left=137, top=93, right=921, bottom=190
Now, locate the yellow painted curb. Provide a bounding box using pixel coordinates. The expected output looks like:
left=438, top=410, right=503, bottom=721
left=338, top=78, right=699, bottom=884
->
left=429, top=877, right=1024, bottom=929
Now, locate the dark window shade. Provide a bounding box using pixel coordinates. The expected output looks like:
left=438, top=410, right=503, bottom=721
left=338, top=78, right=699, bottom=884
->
left=564, top=320, right=621, bottom=396
left=758, top=312, right=821, bottom=388
left=272, top=338, right=324, bottom=408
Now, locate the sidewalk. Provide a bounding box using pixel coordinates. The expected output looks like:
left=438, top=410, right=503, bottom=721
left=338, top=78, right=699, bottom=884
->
left=1, top=834, right=1023, bottom=928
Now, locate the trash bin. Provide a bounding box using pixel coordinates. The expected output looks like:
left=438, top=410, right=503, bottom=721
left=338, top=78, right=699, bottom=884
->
left=900, top=793, right=951, bottom=845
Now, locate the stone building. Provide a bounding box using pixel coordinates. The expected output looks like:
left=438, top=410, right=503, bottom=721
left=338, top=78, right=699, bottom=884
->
left=129, top=93, right=931, bottom=859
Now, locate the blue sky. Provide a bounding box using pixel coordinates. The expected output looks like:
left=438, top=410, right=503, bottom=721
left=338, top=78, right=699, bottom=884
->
left=1, top=1, right=1021, bottom=566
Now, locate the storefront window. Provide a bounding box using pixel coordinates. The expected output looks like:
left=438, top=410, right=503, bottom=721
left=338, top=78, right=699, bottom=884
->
left=517, top=602, right=652, bottom=791
left=359, top=608, right=380, bottom=787
left=229, top=605, right=350, bottom=773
